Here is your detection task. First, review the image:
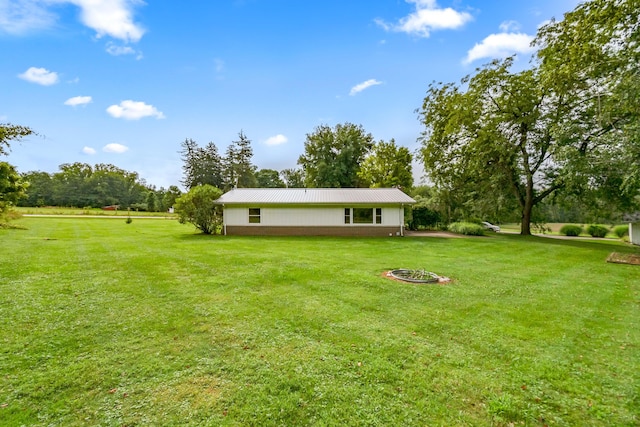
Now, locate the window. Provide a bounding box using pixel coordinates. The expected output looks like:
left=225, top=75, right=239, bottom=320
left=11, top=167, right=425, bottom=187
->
left=249, top=208, right=261, bottom=224
left=353, top=208, right=374, bottom=224
left=347, top=208, right=382, bottom=225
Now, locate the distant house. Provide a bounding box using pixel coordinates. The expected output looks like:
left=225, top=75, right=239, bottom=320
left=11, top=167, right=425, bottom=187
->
left=217, top=188, right=415, bottom=236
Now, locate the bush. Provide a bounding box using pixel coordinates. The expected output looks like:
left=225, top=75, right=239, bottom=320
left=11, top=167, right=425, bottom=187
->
left=559, top=224, right=583, bottom=236
left=410, top=206, right=441, bottom=230
left=613, top=225, right=629, bottom=238
left=586, top=224, right=609, bottom=238
left=174, top=185, right=223, bottom=234
left=448, top=222, right=485, bottom=236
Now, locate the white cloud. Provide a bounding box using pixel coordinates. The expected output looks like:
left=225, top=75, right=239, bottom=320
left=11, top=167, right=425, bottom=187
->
left=464, top=32, right=535, bottom=64
left=0, top=0, right=57, bottom=35
left=106, top=100, right=165, bottom=120
left=106, top=42, right=135, bottom=55
left=64, top=96, right=92, bottom=106
left=264, top=134, right=288, bottom=146
left=18, top=66, right=59, bottom=85
left=60, top=0, right=145, bottom=42
left=350, top=79, right=382, bottom=96
left=1, top=0, right=144, bottom=43
left=103, top=143, right=129, bottom=153
left=499, top=20, right=521, bottom=32
left=82, top=146, right=96, bottom=155
left=376, top=0, right=472, bottom=38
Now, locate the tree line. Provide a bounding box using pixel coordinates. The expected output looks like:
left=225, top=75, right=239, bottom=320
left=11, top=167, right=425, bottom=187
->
left=180, top=125, right=414, bottom=192
left=17, top=163, right=182, bottom=212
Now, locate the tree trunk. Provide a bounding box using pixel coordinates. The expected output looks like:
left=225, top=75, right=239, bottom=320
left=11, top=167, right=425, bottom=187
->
left=520, top=192, right=533, bottom=235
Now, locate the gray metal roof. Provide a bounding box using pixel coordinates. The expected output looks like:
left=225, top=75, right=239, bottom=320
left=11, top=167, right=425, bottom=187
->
left=217, top=188, right=415, bottom=205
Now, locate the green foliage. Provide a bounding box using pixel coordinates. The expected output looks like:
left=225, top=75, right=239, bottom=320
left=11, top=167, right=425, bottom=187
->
left=174, top=184, right=223, bottom=234
left=255, top=169, right=285, bottom=188
left=0, top=162, right=28, bottom=206
left=448, top=221, right=485, bottom=236
left=613, top=225, right=629, bottom=238
left=535, top=0, right=640, bottom=212
left=560, top=224, right=584, bottom=236
left=224, top=131, right=257, bottom=189
left=24, top=162, right=150, bottom=208
left=180, top=138, right=225, bottom=190
left=586, top=224, right=609, bottom=238
left=0, top=123, right=34, bottom=156
left=298, top=123, right=374, bottom=188
left=358, top=139, right=413, bottom=190
left=409, top=206, right=441, bottom=230
left=280, top=168, right=305, bottom=188
left=419, top=0, right=640, bottom=235
left=0, top=162, right=28, bottom=225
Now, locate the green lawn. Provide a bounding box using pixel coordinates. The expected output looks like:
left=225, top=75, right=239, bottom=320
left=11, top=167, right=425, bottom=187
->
left=1, top=218, right=639, bottom=426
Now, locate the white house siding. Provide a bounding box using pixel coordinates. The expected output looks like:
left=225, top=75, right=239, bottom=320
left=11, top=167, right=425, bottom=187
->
left=631, top=223, right=640, bottom=246
left=224, top=206, right=403, bottom=227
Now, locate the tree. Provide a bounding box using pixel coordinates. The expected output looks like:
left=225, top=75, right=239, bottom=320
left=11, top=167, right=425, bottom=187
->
left=255, top=169, right=285, bottom=188
left=0, top=162, right=28, bottom=220
left=0, top=123, right=34, bottom=156
left=535, top=0, right=640, bottom=208
left=298, top=123, right=374, bottom=188
left=180, top=139, right=224, bottom=190
left=19, top=171, right=54, bottom=206
left=162, top=185, right=182, bottom=210
left=174, top=184, right=223, bottom=234
left=280, top=168, right=305, bottom=188
left=224, top=131, right=257, bottom=189
left=419, top=59, right=571, bottom=235
left=358, top=139, right=413, bottom=190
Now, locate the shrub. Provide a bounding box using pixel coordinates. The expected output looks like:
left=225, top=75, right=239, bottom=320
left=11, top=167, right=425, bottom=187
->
left=174, top=185, right=223, bottom=234
left=613, top=225, right=629, bottom=238
left=410, top=206, right=441, bottom=230
left=560, top=224, right=583, bottom=236
left=448, top=222, right=485, bottom=236
left=586, top=224, right=609, bottom=238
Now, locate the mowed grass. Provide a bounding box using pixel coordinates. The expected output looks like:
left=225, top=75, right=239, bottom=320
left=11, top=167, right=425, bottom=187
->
left=1, top=218, right=639, bottom=426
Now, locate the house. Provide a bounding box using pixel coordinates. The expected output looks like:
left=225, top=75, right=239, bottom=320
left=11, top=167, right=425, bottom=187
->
left=217, top=188, right=415, bottom=236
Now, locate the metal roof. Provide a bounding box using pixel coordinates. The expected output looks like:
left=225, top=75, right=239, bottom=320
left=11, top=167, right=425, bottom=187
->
left=217, top=188, right=415, bottom=205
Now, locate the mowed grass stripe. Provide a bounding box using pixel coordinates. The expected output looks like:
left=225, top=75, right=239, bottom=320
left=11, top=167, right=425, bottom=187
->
left=1, top=217, right=638, bottom=426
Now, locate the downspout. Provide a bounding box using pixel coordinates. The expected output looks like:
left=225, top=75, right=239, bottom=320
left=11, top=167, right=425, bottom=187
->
left=222, top=204, right=227, bottom=236
left=400, top=204, right=404, bottom=237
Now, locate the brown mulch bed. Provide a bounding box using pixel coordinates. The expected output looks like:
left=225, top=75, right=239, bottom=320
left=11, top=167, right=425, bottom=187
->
left=607, top=252, right=640, bottom=265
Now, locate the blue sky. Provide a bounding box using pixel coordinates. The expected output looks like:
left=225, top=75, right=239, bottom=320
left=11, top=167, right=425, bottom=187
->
left=1, top=0, right=580, bottom=189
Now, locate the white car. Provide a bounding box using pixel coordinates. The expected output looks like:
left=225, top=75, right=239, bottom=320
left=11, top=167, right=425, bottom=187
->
left=481, top=221, right=500, bottom=232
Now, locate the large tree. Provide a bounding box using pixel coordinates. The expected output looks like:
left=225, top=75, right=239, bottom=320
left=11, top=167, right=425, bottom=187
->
left=224, top=131, right=257, bottom=189
left=358, top=139, right=413, bottom=190
left=298, top=123, right=374, bottom=188
left=419, top=59, right=566, bottom=234
left=535, top=0, right=640, bottom=206
left=180, top=139, right=224, bottom=190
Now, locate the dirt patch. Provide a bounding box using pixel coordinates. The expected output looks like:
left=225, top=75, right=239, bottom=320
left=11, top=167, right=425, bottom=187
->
left=381, top=271, right=452, bottom=284
left=607, top=252, right=640, bottom=265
